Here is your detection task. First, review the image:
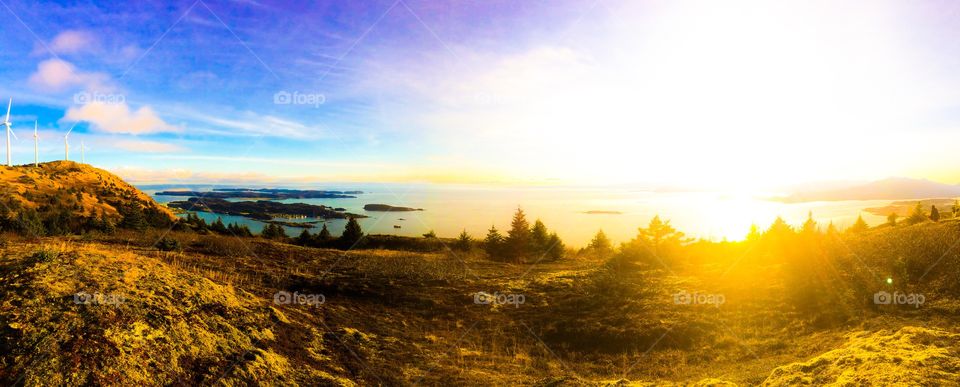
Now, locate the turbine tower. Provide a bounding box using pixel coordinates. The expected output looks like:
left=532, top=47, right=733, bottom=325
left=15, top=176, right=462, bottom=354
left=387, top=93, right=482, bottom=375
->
left=3, top=98, right=15, bottom=166
left=64, top=126, right=73, bottom=161
left=33, top=121, right=38, bottom=167
left=81, top=140, right=86, bottom=164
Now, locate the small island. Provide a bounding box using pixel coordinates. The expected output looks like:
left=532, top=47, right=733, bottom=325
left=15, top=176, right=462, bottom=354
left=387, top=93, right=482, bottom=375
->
left=364, top=204, right=424, bottom=212
left=583, top=210, right=623, bottom=215
left=156, top=188, right=361, bottom=199
left=168, top=197, right=367, bottom=220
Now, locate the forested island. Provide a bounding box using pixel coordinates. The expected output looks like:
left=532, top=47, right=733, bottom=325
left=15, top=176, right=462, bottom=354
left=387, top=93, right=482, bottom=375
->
left=363, top=204, right=424, bottom=212
left=167, top=197, right=366, bottom=220
left=156, top=188, right=362, bottom=199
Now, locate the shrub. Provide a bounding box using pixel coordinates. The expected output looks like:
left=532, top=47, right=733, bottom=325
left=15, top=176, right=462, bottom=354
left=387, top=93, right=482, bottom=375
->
left=155, top=237, right=181, bottom=252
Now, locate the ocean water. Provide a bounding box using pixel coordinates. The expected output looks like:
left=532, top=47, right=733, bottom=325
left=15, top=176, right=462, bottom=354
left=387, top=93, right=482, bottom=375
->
left=142, top=183, right=892, bottom=247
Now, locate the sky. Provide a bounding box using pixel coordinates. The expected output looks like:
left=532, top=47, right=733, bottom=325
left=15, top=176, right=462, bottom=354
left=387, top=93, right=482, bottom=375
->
left=1, top=0, right=960, bottom=190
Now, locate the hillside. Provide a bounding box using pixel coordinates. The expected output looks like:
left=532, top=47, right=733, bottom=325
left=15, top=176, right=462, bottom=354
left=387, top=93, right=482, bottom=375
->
left=0, top=161, right=174, bottom=235
left=0, top=167, right=959, bottom=385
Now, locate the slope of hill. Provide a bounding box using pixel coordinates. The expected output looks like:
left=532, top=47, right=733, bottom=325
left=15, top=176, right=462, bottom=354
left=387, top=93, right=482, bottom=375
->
left=763, top=326, right=960, bottom=385
left=0, top=161, right=174, bottom=234
left=1, top=165, right=960, bottom=385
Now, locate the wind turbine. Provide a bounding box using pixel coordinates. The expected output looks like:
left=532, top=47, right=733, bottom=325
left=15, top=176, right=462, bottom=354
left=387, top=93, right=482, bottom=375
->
left=80, top=139, right=87, bottom=164
left=64, top=126, right=73, bottom=161
left=3, top=98, right=15, bottom=166
left=33, top=121, right=38, bottom=167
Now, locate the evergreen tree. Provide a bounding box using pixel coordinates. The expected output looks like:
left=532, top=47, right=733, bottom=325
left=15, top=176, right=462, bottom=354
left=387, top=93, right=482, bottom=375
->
left=638, top=215, right=685, bottom=255
left=887, top=212, right=898, bottom=226
left=848, top=215, right=869, bottom=233
left=317, top=223, right=332, bottom=240
left=454, top=229, right=472, bottom=251
left=906, top=203, right=927, bottom=225
left=930, top=205, right=940, bottom=222
left=800, top=211, right=818, bottom=236
left=484, top=225, right=505, bottom=260
left=338, top=217, right=363, bottom=249
left=766, top=216, right=794, bottom=238
left=261, top=223, right=288, bottom=239
left=588, top=229, right=612, bottom=253
left=530, top=219, right=549, bottom=255
left=505, top=207, right=531, bottom=263
left=296, top=228, right=313, bottom=245
left=545, top=232, right=564, bottom=261
left=118, top=204, right=148, bottom=231
left=211, top=217, right=228, bottom=234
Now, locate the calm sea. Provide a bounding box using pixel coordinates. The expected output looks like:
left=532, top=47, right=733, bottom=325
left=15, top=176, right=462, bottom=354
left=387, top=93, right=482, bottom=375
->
left=141, top=183, right=892, bottom=246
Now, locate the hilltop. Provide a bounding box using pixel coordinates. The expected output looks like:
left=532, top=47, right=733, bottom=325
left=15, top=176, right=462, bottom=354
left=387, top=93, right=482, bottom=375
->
left=0, top=161, right=174, bottom=235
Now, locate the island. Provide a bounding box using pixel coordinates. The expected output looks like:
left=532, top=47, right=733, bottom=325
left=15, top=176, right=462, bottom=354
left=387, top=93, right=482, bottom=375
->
left=583, top=210, right=623, bottom=215
left=167, top=197, right=367, bottom=220
left=156, top=188, right=361, bottom=199
left=363, top=204, right=424, bottom=212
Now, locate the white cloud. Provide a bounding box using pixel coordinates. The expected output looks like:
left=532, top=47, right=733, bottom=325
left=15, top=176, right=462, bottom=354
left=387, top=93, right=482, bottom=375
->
left=47, top=30, right=99, bottom=54
left=27, top=58, right=113, bottom=92
left=62, top=101, right=180, bottom=134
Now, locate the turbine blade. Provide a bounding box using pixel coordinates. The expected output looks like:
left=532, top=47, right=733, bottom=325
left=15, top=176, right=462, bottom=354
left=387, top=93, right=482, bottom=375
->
left=9, top=128, right=17, bottom=141
left=4, top=98, right=10, bottom=123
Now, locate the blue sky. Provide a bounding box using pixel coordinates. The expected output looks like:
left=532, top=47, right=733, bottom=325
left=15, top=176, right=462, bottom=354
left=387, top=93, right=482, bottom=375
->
left=2, top=0, right=960, bottom=189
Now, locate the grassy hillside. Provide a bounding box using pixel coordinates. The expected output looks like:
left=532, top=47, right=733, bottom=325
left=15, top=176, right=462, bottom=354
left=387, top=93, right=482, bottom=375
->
left=0, top=166, right=959, bottom=385
left=0, top=161, right=174, bottom=236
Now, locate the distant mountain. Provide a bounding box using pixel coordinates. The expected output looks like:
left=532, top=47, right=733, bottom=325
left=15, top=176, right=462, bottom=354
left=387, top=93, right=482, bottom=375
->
left=778, top=177, right=960, bottom=202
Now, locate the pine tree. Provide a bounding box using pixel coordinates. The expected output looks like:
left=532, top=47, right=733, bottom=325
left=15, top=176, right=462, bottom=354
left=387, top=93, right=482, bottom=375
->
left=505, top=207, right=531, bottom=263
left=454, top=229, right=472, bottom=251
left=318, top=223, right=332, bottom=240
left=800, top=211, right=818, bottom=236
left=296, top=229, right=313, bottom=245
left=530, top=219, right=549, bottom=256
left=588, top=229, right=612, bottom=253
left=638, top=215, right=685, bottom=255
left=211, top=217, right=228, bottom=234
left=118, top=204, right=148, bottom=231
left=848, top=215, right=869, bottom=233
left=483, top=225, right=505, bottom=260
left=338, top=217, right=363, bottom=249
left=887, top=212, right=898, bottom=226
left=545, top=232, right=564, bottom=261
left=930, top=205, right=940, bottom=222
left=906, top=203, right=927, bottom=225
